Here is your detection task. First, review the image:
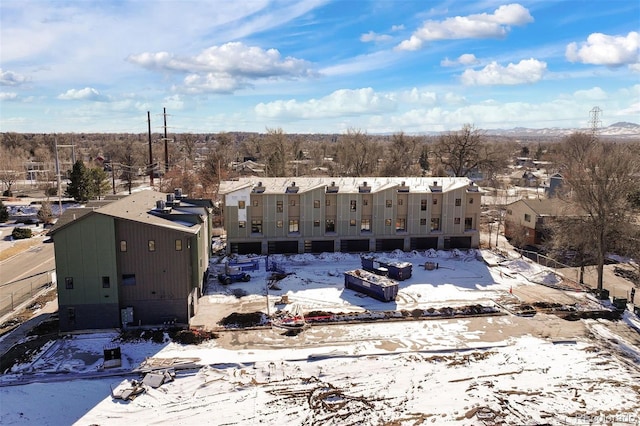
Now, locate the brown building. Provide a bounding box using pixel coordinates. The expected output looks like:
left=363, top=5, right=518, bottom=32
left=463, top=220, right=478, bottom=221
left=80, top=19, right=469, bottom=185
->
left=504, top=198, right=581, bottom=247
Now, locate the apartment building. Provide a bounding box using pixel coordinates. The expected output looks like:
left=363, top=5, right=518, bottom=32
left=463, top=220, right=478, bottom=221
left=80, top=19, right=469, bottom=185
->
left=219, top=177, right=481, bottom=255
left=49, top=189, right=213, bottom=331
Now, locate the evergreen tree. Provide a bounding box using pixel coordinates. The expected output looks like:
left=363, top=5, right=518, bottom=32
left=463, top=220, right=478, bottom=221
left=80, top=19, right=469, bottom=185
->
left=0, top=200, right=8, bottom=223
left=89, top=167, right=111, bottom=200
left=66, top=160, right=91, bottom=202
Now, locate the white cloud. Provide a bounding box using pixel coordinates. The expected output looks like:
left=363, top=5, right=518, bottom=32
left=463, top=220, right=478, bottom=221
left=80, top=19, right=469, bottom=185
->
left=396, top=3, right=533, bottom=51
left=0, top=69, right=29, bottom=86
left=441, top=53, right=480, bottom=67
left=630, top=63, right=640, bottom=73
left=360, top=31, right=392, bottom=43
left=0, top=92, right=18, bottom=101
left=255, top=87, right=396, bottom=119
left=57, top=87, right=104, bottom=101
left=572, top=87, right=608, bottom=101
left=461, top=58, right=547, bottom=85
left=566, top=31, right=639, bottom=66
left=390, top=24, right=405, bottom=32
left=128, top=42, right=316, bottom=94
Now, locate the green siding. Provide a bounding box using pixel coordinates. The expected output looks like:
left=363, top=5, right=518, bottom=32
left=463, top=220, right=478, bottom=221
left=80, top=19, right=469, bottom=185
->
left=55, top=213, right=119, bottom=307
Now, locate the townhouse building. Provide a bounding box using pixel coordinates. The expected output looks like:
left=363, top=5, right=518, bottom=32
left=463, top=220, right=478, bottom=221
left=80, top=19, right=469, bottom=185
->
left=219, top=177, right=481, bottom=255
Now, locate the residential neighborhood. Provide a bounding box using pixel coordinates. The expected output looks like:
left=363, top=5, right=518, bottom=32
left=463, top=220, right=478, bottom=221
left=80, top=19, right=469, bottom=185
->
left=1, top=0, right=639, bottom=423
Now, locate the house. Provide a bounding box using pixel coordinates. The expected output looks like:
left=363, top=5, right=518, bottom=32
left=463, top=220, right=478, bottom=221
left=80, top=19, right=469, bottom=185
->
left=508, top=169, right=540, bottom=187
left=48, top=189, right=213, bottom=332
left=218, top=177, right=481, bottom=255
left=504, top=197, right=582, bottom=247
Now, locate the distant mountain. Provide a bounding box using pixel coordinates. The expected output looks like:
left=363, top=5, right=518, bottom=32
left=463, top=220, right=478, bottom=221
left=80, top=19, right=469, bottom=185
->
left=483, top=122, right=640, bottom=139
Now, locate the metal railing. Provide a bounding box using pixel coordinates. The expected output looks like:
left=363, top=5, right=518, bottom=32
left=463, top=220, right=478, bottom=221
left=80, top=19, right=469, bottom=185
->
left=0, top=270, right=55, bottom=320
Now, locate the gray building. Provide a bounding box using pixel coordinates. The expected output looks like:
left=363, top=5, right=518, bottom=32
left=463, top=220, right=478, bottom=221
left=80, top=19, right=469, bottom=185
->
left=219, top=177, right=481, bottom=255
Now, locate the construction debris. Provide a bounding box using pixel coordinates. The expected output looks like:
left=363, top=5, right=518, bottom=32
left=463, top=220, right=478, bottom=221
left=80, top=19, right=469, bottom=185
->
left=132, top=357, right=201, bottom=374
left=111, top=380, right=146, bottom=401
left=142, top=369, right=176, bottom=388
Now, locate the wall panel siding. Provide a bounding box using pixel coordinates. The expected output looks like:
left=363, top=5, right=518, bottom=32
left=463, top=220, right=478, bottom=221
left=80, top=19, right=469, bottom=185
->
left=116, top=219, right=193, bottom=324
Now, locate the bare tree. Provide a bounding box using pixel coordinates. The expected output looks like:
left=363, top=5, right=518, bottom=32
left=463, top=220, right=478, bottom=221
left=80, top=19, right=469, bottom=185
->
left=555, top=133, right=640, bottom=291
left=262, top=128, right=289, bottom=177
left=335, top=128, right=378, bottom=176
left=0, top=144, right=27, bottom=195
left=380, top=132, right=421, bottom=176
left=433, top=124, right=483, bottom=177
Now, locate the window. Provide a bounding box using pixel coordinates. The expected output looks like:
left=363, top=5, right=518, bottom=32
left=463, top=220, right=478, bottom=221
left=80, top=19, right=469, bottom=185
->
left=252, top=200, right=259, bottom=207
left=102, top=276, right=110, bottom=288
left=313, top=219, right=320, bottom=227
left=363, top=199, right=369, bottom=206
left=314, top=200, right=320, bottom=208
left=469, top=198, right=474, bottom=204
left=507, top=209, right=513, bottom=215
left=396, top=218, right=406, bottom=231
left=325, top=199, right=331, bottom=206
left=454, top=217, right=461, bottom=225
left=148, top=240, right=155, bottom=251
left=386, top=200, right=392, bottom=208
left=277, top=201, right=283, bottom=212
left=251, top=220, right=262, bottom=233
left=421, top=199, right=427, bottom=211
left=420, top=218, right=427, bottom=226
left=398, top=199, right=403, bottom=206
left=524, top=214, right=531, bottom=222
left=68, top=307, right=76, bottom=322
left=433, top=199, right=438, bottom=205
left=325, top=219, right=335, bottom=232
left=120, top=240, right=127, bottom=252
left=465, top=217, right=473, bottom=230
left=350, top=219, right=356, bottom=227
left=455, top=198, right=461, bottom=206
left=122, top=274, right=136, bottom=286
left=239, top=221, right=246, bottom=228
left=65, top=277, right=74, bottom=290
left=289, top=199, right=296, bottom=206
left=289, top=219, right=299, bottom=233
left=385, top=219, right=392, bottom=226
left=430, top=218, right=440, bottom=231
left=175, top=239, right=182, bottom=251
left=238, top=200, right=246, bottom=209
left=276, top=220, right=283, bottom=228
left=361, top=219, right=371, bottom=231
left=350, top=200, right=357, bottom=211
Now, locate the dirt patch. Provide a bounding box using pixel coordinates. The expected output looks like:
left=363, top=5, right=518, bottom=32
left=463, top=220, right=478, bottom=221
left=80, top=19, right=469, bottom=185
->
left=0, top=238, right=42, bottom=262
left=0, top=316, right=59, bottom=374
left=219, top=311, right=268, bottom=328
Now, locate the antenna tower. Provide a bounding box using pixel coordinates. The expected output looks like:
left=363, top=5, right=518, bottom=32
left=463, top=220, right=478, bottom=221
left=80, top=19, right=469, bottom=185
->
left=589, top=106, right=602, bottom=141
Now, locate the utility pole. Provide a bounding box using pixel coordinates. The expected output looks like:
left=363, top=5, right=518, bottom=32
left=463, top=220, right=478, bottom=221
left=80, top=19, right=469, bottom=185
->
left=54, top=136, right=76, bottom=215
left=163, top=107, right=169, bottom=174
left=147, top=111, right=154, bottom=187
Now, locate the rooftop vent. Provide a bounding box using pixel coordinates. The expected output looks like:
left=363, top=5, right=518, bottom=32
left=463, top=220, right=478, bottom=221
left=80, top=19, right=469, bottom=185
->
left=358, top=181, right=371, bottom=193
left=398, top=181, right=409, bottom=193
left=253, top=182, right=265, bottom=193
left=326, top=182, right=339, bottom=193
left=285, top=181, right=299, bottom=193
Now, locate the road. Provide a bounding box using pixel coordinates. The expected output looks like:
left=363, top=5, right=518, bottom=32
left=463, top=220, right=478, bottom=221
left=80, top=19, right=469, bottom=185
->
left=0, top=242, right=55, bottom=315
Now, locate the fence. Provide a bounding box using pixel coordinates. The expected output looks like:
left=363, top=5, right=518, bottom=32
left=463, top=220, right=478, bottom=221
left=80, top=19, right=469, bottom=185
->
left=513, top=248, right=587, bottom=289
left=0, top=270, right=55, bottom=320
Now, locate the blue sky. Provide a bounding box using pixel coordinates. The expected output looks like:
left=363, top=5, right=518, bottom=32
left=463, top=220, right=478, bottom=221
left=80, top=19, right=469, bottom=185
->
left=1, top=0, right=638, bottom=134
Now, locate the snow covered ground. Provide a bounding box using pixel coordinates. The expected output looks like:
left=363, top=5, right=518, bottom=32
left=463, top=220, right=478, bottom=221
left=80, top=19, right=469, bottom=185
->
left=1, top=249, right=639, bottom=425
